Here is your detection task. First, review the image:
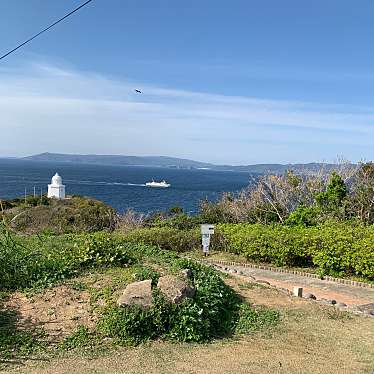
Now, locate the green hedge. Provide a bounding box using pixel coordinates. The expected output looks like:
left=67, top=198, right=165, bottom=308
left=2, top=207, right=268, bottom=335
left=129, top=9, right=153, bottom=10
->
left=217, top=222, right=374, bottom=280
left=123, top=227, right=201, bottom=252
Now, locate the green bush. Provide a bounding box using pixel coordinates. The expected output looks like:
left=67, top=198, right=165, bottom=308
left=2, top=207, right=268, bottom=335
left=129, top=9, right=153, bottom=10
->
left=315, top=172, right=347, bottom=212
left=0, top=228, right=143, bottom=290
left=199, top=198, right=236, bottom=224
left=73, top=232, right=139, bottom=269
left=97, top=303, right=161, bottom=345
left=131, top=265, right=160, bottom=285
left=217, top=224, right=313, bottom=267
left=169, top=259, right=240, bottom=341
left=6, top=196, right=116, bottom=234
left=284, top=205, right=321, bottom=227
left=150, top=213, right=201, bottom=230
left=124, top=227, right=200, bottom=252
left=218, top=222, right=374, bottom=280
left=97, top=259, right=242, bottom=344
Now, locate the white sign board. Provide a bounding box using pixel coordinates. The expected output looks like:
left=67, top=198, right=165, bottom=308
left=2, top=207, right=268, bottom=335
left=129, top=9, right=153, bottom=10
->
left=202, top=233, right=210, bottom=246
left=202, top=234, right=210, bottom=253
left=201, top=224, right=214, bottom=255
left=201, top=224, right=214, bottom=235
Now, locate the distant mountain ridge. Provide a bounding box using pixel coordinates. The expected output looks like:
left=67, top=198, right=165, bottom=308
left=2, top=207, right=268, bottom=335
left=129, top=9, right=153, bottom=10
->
left=24, top=153, right=212, bottom=169
left=24, top=153, right=338, bottom=174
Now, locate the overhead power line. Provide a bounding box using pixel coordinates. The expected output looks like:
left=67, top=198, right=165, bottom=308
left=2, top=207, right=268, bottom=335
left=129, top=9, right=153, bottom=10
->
left=0, top=0, right=94, bottom=62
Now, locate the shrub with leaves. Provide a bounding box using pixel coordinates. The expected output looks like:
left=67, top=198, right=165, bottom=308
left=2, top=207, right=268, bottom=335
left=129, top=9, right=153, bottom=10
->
left=74, top=232, right=139, bottom=268
left=97, top=258, right=243, bottom=344
left=218, top=222, right=374, bottom=280
left=0, top=228, right=143, bottom=290
left=284, top=205, right=321, bottom=227
left=123, top=227, right=200, bottom=252
left=97, top=304, right=160, bottom=345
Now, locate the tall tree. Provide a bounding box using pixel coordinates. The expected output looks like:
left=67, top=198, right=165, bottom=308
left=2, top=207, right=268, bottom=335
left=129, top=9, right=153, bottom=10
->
left=349, top=162, right=374, bottom=223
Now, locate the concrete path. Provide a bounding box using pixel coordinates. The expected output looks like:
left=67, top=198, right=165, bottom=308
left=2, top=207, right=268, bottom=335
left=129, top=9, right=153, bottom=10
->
left=209, top=261, right=374, bottom=315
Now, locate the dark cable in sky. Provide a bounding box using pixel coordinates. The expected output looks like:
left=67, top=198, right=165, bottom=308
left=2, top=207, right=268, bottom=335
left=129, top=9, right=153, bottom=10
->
left=0, top=0, right=94, bottom=62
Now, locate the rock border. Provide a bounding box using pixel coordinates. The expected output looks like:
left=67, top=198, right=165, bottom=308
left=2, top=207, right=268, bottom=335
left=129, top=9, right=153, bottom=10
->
left=206, top=260, right=374, bottom=317
left=203, top=259, right=373, bottom=289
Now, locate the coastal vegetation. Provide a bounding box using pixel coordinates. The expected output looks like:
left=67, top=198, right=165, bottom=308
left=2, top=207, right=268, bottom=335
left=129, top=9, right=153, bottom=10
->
left=0, top=227, right=278, bottom=365
left=1, top=162, right=373, bottom=284
left=114, top=162, right=374, bottom=281
left=199, top=162, right=373, bottom=225
left=217, top=222, right=374, bottom=280
left=0, top=161, right=373, bottom=369
left=0, top=196, right=116, bottom=234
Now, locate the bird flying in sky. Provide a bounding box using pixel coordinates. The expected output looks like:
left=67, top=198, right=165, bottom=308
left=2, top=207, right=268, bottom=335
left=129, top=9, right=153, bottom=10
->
left=135, top=89, right=142, bottom=93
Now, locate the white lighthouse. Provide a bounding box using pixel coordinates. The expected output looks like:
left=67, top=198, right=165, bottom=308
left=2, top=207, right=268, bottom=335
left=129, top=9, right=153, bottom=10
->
left=47, top=173, right=66, bottom=199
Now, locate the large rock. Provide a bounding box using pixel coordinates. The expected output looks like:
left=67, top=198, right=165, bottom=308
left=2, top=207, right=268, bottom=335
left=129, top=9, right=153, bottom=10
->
left=357, top=303, right=374, bottom=315
left=303, top=293, right=317, bottom=300
left=157, top=275, right=195, bottom=304
left=181, top=268, right=192, bottom=279
left=117, top=280, right=153, bottom=309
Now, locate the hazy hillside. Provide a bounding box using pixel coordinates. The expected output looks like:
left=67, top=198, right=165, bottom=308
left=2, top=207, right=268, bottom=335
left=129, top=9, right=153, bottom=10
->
left=24, top=153, right=338, bottom=174
left=24, top=152, right=212, bottom=169
left=213, top=162, right=337, bottom=173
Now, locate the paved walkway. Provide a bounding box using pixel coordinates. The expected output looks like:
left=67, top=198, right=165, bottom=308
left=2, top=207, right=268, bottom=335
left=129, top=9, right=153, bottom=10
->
left=209, top=261, right=374, bottom=315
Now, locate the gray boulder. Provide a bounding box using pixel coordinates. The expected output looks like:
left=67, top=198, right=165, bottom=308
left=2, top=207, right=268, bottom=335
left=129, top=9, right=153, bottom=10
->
left=335, top=302, right=347, bottom=308
left=357, top=303, right=374, bottom=315
left=157, top=275, right=195, bottom=304
left=304, top=293, right=317, bottom=300
left=181, top=268, right=192, bottom=279
left=117, top=279, right=153, bottom=309
left=320, top=298, right=337, bottom=305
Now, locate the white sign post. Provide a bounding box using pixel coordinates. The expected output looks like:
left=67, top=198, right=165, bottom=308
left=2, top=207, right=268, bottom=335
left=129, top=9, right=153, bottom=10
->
left=201, top=224, right=214, bottom=256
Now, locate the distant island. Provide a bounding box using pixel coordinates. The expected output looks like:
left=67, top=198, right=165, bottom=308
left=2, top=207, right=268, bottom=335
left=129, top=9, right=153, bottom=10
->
left=23, top=152, right=341, bottom=174
left=23, top=152, right=212, bottom=169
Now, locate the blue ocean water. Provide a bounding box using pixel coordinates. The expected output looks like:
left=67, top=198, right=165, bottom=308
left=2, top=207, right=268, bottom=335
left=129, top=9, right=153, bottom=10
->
left=0, top=159, right=253, bottom=214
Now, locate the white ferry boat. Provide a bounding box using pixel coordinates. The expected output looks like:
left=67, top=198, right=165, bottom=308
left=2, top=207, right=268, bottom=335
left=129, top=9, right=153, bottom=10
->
left=145, top=180, right=171, bottom=188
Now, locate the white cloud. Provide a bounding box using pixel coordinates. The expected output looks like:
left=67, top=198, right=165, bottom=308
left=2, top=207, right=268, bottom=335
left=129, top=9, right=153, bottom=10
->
left=0, top=62, right=373, bottom=164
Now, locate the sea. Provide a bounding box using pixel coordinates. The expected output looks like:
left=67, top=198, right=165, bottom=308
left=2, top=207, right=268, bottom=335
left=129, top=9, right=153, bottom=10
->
left=0, top=159, right=254, bottom=214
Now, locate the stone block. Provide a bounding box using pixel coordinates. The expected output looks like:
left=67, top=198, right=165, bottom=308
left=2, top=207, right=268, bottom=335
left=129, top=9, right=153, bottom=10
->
left=293, top=287, right=303, bottom=297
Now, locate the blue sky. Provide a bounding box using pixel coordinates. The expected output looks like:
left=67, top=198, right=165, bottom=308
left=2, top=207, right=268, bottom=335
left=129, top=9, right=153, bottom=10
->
left=0, top=0, right=374, bottom=164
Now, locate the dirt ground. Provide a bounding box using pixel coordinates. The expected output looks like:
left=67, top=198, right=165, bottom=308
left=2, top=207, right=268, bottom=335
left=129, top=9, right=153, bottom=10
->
left=3, top=286, right=95, bottom=342
left=2, top=274, right=374, bottom=374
